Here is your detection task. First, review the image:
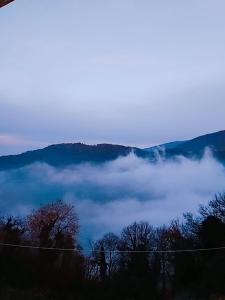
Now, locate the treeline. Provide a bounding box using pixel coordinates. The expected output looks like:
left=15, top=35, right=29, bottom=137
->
left=0, top=195, right=225, bottom=300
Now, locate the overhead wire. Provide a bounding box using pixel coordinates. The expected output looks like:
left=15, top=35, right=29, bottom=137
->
left=0, top=242, right=225, bottom=254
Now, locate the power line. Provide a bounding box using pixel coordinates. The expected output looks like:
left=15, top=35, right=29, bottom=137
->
left=0, top=242, right=225, bottom=253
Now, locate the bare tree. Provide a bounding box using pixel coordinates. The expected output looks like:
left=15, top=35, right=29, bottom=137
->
left=199, top=193, right=225, bottom=222
left=121, top=221, right=155, bottom=251
left=27, top=200, right=79, bottom=249
left=0, top=216, right=25, bottom=244
left=94, top=232, right=120, bottom=279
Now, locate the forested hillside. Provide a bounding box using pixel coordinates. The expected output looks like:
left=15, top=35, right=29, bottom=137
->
left=0, top=195, right=225, bottom=299
left=1, top=130, right=225, bottom=172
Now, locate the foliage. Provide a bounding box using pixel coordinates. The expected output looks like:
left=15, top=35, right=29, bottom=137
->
left=0, top=196, right=225, bottom=299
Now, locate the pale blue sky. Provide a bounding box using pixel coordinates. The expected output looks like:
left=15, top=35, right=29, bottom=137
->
left=0, top=0, right=225, bottom=154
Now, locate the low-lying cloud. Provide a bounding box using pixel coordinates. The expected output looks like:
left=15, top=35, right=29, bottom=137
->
left=0, top=152, right=225, bottom=241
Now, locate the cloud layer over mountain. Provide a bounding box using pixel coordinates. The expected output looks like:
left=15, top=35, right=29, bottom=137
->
left=0, top=152, right=225, bottom=241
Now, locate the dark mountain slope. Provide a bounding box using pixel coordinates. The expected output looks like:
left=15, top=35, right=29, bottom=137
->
left=145, top=141, right=186, bottom=152
left=145, top=130, right=225, bottom=163
left=0, top=143, right=148, bottom=170
left=165, top=130, right=225, bottom=161
left=0, top=130, right=225, bottom=171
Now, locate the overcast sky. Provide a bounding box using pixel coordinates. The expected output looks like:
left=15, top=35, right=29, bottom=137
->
left=0, top=0, right=225, bottom=155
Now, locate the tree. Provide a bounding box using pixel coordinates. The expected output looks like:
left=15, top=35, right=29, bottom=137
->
left=26, top=200, right=81, bottom=290
left=119, top=221, right=155, bottom=278
left=155, top=226, right=172, bottom=299
left=0, top=216, right=27, bottom=287
left=119, top=222, right=157, bottom=299
left=27, top=200, right=79, bottom=248
left=93, top=233, right=120, bottom=279
left=199, top=215, right=225, bottom=249
left=167, top=220, right=200, bottom=296
left=198, top=216, right=225, bottom=295
left=0, top=216, right=24, bottom=244
left=200, top=193, right=225, bottom=222
left=120, top=221, right=154, bottom=251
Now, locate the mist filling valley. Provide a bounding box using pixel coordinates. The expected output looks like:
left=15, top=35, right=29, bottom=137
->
left=0, top=151, right=225, bottom=242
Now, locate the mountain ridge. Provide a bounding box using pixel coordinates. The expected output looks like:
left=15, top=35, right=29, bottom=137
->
left=0, top=142, right=150, bottom=170
left=0, top=130, right=225, bottom=170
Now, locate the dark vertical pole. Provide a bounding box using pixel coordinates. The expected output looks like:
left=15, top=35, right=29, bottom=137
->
left=99, top=245, right=107, bottom=281
left=162, top=252, right=166, bottom=299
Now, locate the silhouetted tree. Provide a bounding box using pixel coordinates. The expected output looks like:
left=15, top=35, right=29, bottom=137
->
left=199, top=215, right=225, bottom=248
left=93, top=232, right=120, bottom=279
left=200, top=193, right=225, bottom=222
left=0, top=216, right=28, bottom=287
left=0, top=195, right=225, bottom=299
left=26, top=200, right=82, bottom=293
left=118, top=222, right=157, bottom=299
left=27, top=200, right=79, bottom=248
left=155, top=226, right=173, bottom=299
left=198, top=215, right=225, bottom=296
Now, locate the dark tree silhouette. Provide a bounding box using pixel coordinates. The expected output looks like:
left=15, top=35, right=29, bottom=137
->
left=27, top=200, right=79, bottom=248
left=200, top=193, right=225, bottom=222
left=0, top=196, right=225, bottom=299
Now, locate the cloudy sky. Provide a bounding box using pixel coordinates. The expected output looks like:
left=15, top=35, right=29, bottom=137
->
left=0, top=0, right=225, bottom=155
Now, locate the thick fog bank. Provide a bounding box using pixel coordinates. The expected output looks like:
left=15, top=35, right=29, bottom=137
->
left=0, top=152, right=225, bottom=240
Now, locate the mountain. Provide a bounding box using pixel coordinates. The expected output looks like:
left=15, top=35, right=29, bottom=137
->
left=0, top=143, right=149, bottom=171
left=145, top=141, right=186, bottom=152
left=146, top=130, right=225, bottom=163
left=0, top=130, right=225, bottom=171
left=166, top=130, right=225, bottom=161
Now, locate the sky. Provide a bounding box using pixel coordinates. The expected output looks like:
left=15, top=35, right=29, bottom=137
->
left=1, top=0, right=225, bottom=155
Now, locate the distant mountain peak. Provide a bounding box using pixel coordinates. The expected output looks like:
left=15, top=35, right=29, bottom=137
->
left=0, top=142, right=146, bottom=171
left=0, top=130, right=224, bottom=171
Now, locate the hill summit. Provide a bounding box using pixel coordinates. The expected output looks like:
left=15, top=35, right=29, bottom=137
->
left=0, top=130, right=225, bottom=170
